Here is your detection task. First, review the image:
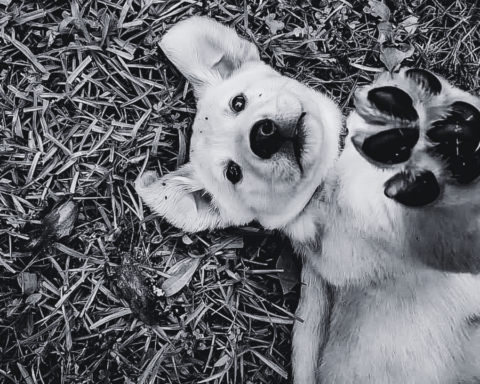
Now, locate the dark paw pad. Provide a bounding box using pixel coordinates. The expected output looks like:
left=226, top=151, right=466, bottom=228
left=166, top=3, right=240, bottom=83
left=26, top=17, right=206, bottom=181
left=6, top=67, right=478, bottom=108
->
left=427, top=101, right=480, bottom=184
left=405, top=69, right=442, bottom=95
left=446, top=154, right=480, bottom=184
left=353, top=128, right=419, bottom=165
left=368, top=87, right=419, bottom=121
left=384, top=170, right=440, bottom=207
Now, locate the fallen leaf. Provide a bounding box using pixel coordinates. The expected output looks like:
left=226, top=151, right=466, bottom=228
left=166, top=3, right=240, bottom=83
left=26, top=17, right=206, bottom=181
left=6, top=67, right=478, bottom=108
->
left=347, top=21, right=360, bottom=30
left=308, top=41, right=318, bottom=52
left=377, top=21, right=393, bottom=43
left=182, top=234, right=193, bottom=245
left=265, top=14, right=284, bottom=34
left=400, top=16, right=419, bottom=34
left=162, top=257, right=201, bottom=297
left=17, top=272, right=37, bottom=295
left=26, top=293, right=42, bottom=305
left=276, top=242, right=301, bottom=295
left=105, top=262, right=156, bottom=325
left=293, top=27, right=303, bottom=37
left=214, top=353, right=230, bottom=367
left=379, top=46, right=414, bottom=72
left=367, top=0, right=391, bottom=21
left=25, top=198, right=79, bottom=251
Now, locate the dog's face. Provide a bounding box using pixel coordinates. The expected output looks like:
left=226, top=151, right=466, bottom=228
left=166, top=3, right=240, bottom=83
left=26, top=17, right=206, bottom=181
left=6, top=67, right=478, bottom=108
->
left=321, top=68, right=480, bottom=284
left=136, top=17, right=342, bottom=232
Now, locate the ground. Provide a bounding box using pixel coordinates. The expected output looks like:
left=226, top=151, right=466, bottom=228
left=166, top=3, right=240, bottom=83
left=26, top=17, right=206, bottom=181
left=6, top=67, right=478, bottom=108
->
left=1, top=0, right=479, bottom=383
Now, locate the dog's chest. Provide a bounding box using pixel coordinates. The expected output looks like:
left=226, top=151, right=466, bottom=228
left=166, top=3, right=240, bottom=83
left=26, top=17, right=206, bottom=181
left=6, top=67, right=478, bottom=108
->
left=319, top=279, right=479, bottom=384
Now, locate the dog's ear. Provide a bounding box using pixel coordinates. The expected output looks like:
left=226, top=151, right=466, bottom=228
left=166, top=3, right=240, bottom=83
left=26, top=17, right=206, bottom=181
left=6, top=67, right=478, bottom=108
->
left=160, top=16, right=261, bottom=98
left=135, top=165, right=231, bottom=232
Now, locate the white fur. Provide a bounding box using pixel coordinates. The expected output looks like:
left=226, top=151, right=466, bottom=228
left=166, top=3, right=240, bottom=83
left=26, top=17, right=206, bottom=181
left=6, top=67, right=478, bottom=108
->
left=135, top=17, right=343, bottom=233
left=136, top=17, right=480, bottom=384
left=290, top=68, right=480, bottom=383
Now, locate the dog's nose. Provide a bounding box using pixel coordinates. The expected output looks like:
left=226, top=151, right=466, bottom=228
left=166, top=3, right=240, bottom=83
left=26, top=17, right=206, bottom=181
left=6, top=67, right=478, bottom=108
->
left=250, top=119, right=286, bottom=159
left=384, top=170, right=440, bottom=207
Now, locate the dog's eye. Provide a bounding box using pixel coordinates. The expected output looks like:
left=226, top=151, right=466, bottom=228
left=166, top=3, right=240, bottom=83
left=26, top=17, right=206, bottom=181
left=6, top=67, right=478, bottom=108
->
left=230, top=94, right=246, bottom=112
left=226, top=161, right=243, bottom=184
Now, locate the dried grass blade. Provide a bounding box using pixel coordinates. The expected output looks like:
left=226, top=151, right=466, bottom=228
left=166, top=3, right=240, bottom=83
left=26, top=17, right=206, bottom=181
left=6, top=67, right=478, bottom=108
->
left=26, top=152, right=41, bottom=184
left=132, top=109, right=151, bottom=137
left=14, top=10, right=46, bottom=25
left=67, top=56, right=92, bottom=84
left=16, top=363, right=34, bottom=384
left=106, top=47, right=134, bottom=61
left=250, top=349, right=288, bottom=379
left=0, top=255, right=15, bottom=273
left=3, top=34, right=48, bottom=74
left=80, top=278, right=104, bottom=318
left=117, top=0, right=134, bottom=28
left=89, top=308, right=132, bottom=330
left=86, top=124, right=114, bottom=156
left=54, top=273, right=89, bottom=309
left=137, top=343, right=169, bottom=384
left=236, top=310, right=293, bottom=324
left=44, top=132, right=72, bottom=156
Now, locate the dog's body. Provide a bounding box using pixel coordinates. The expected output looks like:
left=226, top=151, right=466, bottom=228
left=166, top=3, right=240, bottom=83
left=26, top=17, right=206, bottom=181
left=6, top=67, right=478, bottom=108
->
left=137, top=17, right=480, bottom=383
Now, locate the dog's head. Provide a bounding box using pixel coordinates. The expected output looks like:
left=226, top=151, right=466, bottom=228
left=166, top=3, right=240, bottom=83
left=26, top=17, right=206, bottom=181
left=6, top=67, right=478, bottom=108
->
left=326, top=68, right=480, bottom=282
left=136, top=17, right=343, bottom=233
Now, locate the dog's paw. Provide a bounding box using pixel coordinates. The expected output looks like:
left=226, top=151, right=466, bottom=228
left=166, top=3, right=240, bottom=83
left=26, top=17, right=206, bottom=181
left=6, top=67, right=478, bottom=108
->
left=348, top=68, right=480, bottom=207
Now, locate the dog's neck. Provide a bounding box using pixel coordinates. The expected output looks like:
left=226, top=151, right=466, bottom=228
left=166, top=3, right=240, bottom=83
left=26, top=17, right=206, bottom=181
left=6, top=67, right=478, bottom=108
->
left=281, top=178, right=333, bottom=253
left=281, top=131, right=347, bottom=251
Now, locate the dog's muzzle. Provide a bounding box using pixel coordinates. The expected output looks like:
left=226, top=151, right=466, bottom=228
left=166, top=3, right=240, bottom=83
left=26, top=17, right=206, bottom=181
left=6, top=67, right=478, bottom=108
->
left=384, top=169, right=440, bottom=207
left=249, top=114, right=306, bottom=167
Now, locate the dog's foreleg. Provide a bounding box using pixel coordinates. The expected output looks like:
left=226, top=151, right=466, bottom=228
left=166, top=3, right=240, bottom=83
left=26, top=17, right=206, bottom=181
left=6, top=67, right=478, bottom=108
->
left=292, top=261, right=331, bottom=384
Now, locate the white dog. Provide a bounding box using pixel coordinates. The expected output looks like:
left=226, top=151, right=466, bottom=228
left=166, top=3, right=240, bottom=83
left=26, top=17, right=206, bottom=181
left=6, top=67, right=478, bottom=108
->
left=136, top=16, right=480, bottom=383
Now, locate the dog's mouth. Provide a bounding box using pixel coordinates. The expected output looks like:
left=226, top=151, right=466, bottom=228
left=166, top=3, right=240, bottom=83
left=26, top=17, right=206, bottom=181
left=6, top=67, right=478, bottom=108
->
left=249, top=112, right=306, bottom=172
left=291, top=112, right=306, bottom=172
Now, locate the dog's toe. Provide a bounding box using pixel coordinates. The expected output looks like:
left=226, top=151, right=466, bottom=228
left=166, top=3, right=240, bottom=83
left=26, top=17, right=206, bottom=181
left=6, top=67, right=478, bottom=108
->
left=367, top=86, right=419, bottom=121
left=405, top=68, right=442, bottom=96
left=428, top=101, right=480, bottom=184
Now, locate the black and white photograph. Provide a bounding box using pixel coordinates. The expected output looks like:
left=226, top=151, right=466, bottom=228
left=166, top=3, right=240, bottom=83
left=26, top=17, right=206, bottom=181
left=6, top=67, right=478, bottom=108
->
left=1, top=0, right=480, bottom=383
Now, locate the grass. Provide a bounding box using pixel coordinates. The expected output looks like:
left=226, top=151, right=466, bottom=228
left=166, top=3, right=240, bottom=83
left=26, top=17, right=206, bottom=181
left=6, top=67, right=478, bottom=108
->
left=1, top=0, right=480, bottom=383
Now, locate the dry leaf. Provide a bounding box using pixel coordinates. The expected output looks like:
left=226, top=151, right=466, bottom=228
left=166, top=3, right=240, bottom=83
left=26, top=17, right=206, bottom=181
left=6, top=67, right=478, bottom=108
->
left=377, top=21, right=393, bottom=43
left=105, top=262, right=156, bottom=325
left=26, top=293, right=42, bottom=305
left=182, top=234, right=193, bottom=245
left=380, top=46, right=414, bottom=72
left=276, top=242, right=301, bottom=295
left=366, top=0, right=391, bottom=21
left=214, top=353, right=230, bottom=367
left=162, top=257, right=201, bottom=297
left=25, top=198, right=79, bottom=251
left=17, top=272, right=38, bottom=295
left=400, top=16, right=419, bottom=34
left=265, top=14, right=284, bottom=34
